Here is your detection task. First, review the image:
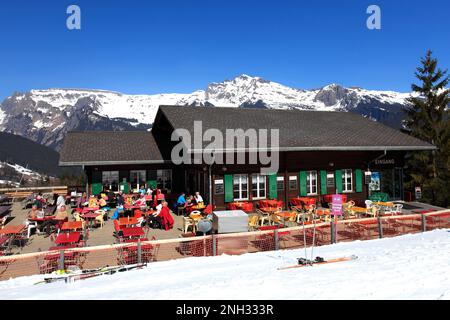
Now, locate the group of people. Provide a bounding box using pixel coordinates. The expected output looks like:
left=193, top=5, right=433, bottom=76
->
left=176, top=191, right=204, bottom=216
left=26, top=193, right=70, bottom=237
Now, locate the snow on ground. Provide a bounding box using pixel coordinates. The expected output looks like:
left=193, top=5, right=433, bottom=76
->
left=1, top=229, right=449, bottom=300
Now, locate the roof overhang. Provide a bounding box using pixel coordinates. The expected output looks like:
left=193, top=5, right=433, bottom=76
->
left=187, top=145, right=437, bottom=153
left=59, top=160, right=170, bottom=167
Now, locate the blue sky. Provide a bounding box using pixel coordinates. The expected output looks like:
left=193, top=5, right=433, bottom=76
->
left=0, top=0, right=449, bottom=100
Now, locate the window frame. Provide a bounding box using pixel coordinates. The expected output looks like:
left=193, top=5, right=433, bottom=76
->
left=233, top=174, right=249, bottom=201
left=306, top=170, right=318, bottom=196
left=342, top=169, right=353, bottom=193
left=251, top=174, right=267, bottom=200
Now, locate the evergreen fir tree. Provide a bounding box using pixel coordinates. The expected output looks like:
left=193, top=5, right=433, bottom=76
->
left=404, top=50, right=450, bottom=207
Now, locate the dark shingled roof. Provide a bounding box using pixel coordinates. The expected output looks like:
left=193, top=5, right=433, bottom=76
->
left=59, top=131, right=165, bottom=166
left=158, top=105, right=435, bottom=152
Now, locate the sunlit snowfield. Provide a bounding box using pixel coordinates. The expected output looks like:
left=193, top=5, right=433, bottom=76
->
left=1, top=229, right=449, bottom=300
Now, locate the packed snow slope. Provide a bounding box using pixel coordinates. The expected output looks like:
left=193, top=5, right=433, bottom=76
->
left=1, top=229, right=449, bottom=300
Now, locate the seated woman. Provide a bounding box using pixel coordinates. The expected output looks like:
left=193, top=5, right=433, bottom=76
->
left=76, top=192, right=88, bottom=209
left=184, top=197, right=194, bottom=216
left=88, top=196, right=99, bottom=208
left=194, top=192, right=204, bottom=206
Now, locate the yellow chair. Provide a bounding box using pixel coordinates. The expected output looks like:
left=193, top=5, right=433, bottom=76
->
left=248, top=215, right=259, bottom=231
left=271, top=214, right=283, bottom=226
left=73, top=212, right=86, bottom=229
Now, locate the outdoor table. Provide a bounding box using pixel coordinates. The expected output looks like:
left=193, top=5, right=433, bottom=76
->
left=0, top=225, right=25, bottom=235
left=122, top=227, right=144, bottom=238
left=260, top=207, right=278, bottom=214
left=61, top=221, right=83, bottom=232
left=119, top=217, right=139, bottom=227
left=349, top=206, right=368, bottom=218
left=82, top=207, right=99, bottom=215
left=275, top=211, right=296, bottom=225
left=55, top=232, right=81, bottom=245
left=82, top=213, right=101, bottom=229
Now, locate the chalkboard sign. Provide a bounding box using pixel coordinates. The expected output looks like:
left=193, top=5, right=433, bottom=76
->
left=215, top=179, right=224, bottom=194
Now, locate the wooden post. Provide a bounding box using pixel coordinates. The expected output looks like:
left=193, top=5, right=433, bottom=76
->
left=421, top=214, right=427, bottom=232
left=274, top=229, right=279, bottom=251
left=137, top=240, right=142, bottom=264
left=58, top=250, right=65, bottom=271
left=377, top=216, right=383, bottom=239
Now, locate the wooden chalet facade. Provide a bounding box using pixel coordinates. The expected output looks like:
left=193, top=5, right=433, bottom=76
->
left=59, top=105, right=435, bottom=209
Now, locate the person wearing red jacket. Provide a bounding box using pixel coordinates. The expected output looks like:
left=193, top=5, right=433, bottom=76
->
left=159, top=201, right=174, bottom=231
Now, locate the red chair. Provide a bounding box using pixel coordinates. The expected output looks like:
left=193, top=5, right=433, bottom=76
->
left=242, top=202, right=253, bottom=213
left=204, top=204, right=213, bottom=215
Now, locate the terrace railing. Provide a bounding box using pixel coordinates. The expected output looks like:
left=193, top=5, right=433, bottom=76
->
left=0, top=210, right=449, bottom=281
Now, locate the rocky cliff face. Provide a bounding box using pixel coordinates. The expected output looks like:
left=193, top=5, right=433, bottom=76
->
left=0, top=75, right=415, bottom=150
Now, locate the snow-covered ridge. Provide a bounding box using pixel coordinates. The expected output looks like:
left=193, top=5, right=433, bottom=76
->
left=6, top=75, right=414, bottom=125
left=0, top=74, right=421, bottom=150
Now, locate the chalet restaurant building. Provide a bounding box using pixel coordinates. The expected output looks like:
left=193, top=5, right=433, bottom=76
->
left=59, top=105, right=434, bottom=209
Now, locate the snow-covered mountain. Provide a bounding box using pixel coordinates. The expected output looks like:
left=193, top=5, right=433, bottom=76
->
left=0, top=162, right=45, bottom=187
left=0, top=75, right=414, bottom=150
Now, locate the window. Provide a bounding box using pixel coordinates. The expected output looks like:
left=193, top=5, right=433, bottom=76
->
left=251, top=174, right=266, bottom=200
left=342, top=169, right=353, bottom=192
left=157, top=170, right=172, bottom=191
left=130, top=170, right=146, bottom=192
left=289, top=175, right=298, bottom=190
left=102, top=171, right=119, bottom=191
left=233, top=174, right=248, bottom=201
left=307, top=171, right=318, bottom=195
left=277, top=176, right=284, bottom=191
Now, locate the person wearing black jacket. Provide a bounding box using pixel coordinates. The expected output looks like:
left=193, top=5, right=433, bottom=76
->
left=116, top=191, right=125, bottom=207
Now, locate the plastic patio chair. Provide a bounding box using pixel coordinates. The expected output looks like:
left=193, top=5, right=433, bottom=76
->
left=248, top=215, right=259, bottom=231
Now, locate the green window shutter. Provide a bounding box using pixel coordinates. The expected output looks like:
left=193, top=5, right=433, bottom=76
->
left=268, top=174, right=278, bottom=199
left=320, top=170, right=328, bottom=195
left=120, top=181, right=129, bottom=194
left=335, top=170, right=343, bottom=194
left=92, top=183, right=103, bottom=196
left=224, top=174, right=233, bottom=203
left=147, top=180, right=157, bottom=189
left=299, top=171, right=307, bottom=197
left=355, top=169, right=363, bottom=193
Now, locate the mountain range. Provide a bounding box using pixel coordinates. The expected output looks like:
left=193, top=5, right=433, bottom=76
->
left=0, top=74, right=415, bottom=151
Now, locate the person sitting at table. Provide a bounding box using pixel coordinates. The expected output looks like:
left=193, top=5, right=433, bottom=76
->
left=111, top=206, right=124, bottom=221
left=177, top=192, right=186, bottom=206
left=33, top=195, right=44, bottom=210
left=146, top=187, right=153, bottom=196
left=40, top=206, right=69, bottom=236
left=76, top=192, right=88, bottom=208
left=116, top=191, right=125, bottom=207
left=184, top=197, right=195, bottom=216
left=88, top=195, right=99, bottom=208
left=28, top=205, right=40, bottom=220
left=134, top=209, right=146, bottom=227
left=194, top=192, right=204, bottom=207
left=135, top=194, right=147, bottom=207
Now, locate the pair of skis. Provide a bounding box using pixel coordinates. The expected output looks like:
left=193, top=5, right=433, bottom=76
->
left=278, top=255, right=358, bottom=270
left=34, top=263, right=147, bottom=285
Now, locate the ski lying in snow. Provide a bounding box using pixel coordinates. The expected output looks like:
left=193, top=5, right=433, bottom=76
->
left=278, top=255, right=358, bottom=270
left=34, top=264, right=147, bottom=285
